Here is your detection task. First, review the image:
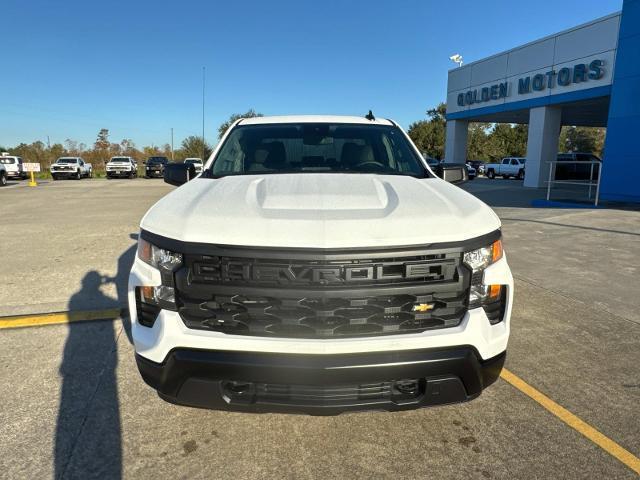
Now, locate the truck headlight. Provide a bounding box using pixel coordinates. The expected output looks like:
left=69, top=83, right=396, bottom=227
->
left=137, top=237, right=183, bottom=271
left=137, top=237, right=182, bottom=310
left=464, top=239, right=504, bottom=309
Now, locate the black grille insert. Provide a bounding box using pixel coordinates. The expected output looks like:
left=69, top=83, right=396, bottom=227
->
left=174, top=247, right=470, bottom=338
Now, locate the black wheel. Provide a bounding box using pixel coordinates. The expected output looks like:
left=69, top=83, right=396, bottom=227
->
left=487, top=169, right=495, bottom=179
left=0, top=172, right=6, bottom=186
left=75, top=170, right=82, bottom=180
left=517, top=169, right=525, bottom=180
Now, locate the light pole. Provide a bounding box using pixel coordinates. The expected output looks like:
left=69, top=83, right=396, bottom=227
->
left=170, top=127, right=174, bottom=161
left=202, top=66, right=206, bottom=161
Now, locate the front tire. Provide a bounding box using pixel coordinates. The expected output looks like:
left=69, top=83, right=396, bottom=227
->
left=487, top=169, right=495, bottom=179
left=0, top=172, right=7, bottom=186
left=75, top=170, right=82, bottom=180
left=517, top=169, right=525, bottom=180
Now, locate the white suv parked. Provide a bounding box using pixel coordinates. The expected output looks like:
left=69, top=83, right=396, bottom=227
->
left=0, top=154, right=27, bottom=180
left=128, top=115, right=513, bottom=414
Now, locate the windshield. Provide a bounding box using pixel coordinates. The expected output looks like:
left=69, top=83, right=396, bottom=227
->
left=57, top=158, right=78, bottom=164
left=0, top=157, right=16, bottom=164
left=147, top=157, right=167, bottom=164
left=208, top=123, right=428, bottom=178
left=110, top=158, right=130, bottom=163
left=185, top=159, right=201, bottom=164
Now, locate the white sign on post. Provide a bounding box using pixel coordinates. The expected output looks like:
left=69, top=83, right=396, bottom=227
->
left=23, top=163, right=41, bottom=172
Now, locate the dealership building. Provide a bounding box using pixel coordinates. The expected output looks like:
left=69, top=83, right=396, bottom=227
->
left=444, top=0, right=639, bottom=203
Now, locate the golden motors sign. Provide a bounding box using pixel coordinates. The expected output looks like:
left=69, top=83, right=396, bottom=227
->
left=457, top=59, right=605, bottom=107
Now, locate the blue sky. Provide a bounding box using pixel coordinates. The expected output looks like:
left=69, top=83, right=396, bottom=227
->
left=1, top=0, right=621, bottom=148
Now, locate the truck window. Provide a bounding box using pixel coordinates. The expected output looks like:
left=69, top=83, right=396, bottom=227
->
left=510, top=159, right=519, bottom=165
left=210, top=123, right=429, bottom=178
left=502, top=159, right=510, bottom=165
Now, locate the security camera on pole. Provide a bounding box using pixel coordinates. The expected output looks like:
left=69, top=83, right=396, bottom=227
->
left=449, top=54, right=464, bottom=67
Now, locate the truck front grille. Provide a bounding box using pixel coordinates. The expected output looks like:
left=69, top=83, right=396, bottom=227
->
left=174, top=247, right=470, bottom=339
left=178, top=289, right=467, bottom=338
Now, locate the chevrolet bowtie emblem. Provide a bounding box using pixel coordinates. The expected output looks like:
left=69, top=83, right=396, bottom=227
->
left=412, top=303, right=435, bottom=312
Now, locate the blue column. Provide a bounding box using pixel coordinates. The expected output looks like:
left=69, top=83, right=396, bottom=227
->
left=601, top=0, right=640, bottom=202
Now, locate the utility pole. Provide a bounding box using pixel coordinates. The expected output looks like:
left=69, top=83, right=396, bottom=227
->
left=46, top=135, right=51, bottom=149
left=202, top=66, right=206, bottom=161
left=170, top=128, right=174, bottom=161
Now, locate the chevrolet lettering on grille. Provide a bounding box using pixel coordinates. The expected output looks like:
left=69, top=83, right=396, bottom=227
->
left=190, top=257, right=455, bottom=286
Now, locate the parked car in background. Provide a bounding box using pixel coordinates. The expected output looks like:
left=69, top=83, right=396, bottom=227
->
left=106, top=156, right=137, bottom=179
left=0, top=154, right=27, bottom=180
left=184, top=158, right=204, bottom=175
left=0, top=161, right=7, bottom=186
left=484, top=157, right=526, bottom=179
left=50, top=157, right=93, bottom=180
left=467, top=160, right=484, bottom=175
left=466, top=164, right=477, bottom=180
left=555, top=152, right=602, bottom=181
left=145, top=156, right=169, bottom=178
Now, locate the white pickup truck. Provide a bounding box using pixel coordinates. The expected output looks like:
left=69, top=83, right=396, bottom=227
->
left=106, top=156, right=138, bottom=179
left=184, top=158, right=204, bottom=175
left=128, top=115, right=513, bottom=414
left=484, top=157, right=526, bottom=179
left=50, top=157, right=93, bottom=180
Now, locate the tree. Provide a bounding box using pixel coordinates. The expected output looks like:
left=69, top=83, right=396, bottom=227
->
left=559, top=126, right=605, bottom=156
left=217, top=109, right=263, bottom=139
left=181, top=136, right=212, bottom=160
left=407, top=103, right=447, bottom=159
left=485, top=123, right=528, bottom=161
left=467, top=123, right=492, bottom=160
left=94, top=128, right=110, bottom=150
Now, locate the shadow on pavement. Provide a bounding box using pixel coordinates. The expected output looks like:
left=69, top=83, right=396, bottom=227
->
left=54, top=234, right=138, bottom=479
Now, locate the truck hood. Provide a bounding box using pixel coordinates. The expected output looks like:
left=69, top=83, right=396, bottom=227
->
left=141, top=174, right=501, bottom=249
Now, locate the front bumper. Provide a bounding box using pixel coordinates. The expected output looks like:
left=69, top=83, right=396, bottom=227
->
left=136, top=346, right=505, bottom=414
left=145, top=169, right=163, bottom=177
left=50, top=170, right=77, bottom=177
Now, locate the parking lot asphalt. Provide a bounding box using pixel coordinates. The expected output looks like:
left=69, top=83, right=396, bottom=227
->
left=1, top=177, right=639, bottom=479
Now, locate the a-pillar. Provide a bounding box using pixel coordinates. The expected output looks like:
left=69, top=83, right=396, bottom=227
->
left=444, top=120, right=468, bottom=163
left=524, top=106, right=561, bottom=188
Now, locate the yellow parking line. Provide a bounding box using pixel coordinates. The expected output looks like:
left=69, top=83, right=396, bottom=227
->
left=0, top=308, right=124, bottom=330
left=501, top=368, right=640, bottom=475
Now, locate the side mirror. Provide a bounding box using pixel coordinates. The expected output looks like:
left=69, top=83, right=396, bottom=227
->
left=437, top=163, right=468, bottom=184
left=164, top=163, right=196, bottom=186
